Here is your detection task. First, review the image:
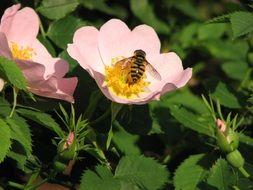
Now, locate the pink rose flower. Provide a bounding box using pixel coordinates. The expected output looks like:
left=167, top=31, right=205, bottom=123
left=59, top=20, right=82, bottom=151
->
left=0, top=4, right=77, bottom=103
left=68, top=19, right=192, bottom=104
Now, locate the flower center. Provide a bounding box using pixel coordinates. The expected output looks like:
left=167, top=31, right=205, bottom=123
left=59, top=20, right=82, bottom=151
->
left=10, top=42, right=35, bottom=60
left=104, top=56, right=150, bottom=99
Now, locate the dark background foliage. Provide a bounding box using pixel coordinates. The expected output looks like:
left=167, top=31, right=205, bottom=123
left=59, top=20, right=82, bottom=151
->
left=0, top=0, right=253, bottom=189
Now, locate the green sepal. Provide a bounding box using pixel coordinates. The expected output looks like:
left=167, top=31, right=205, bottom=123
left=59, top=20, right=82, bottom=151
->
left=216, top=128, right=239, bottom=153
left=57, top=140, right=77, bottom=162
left=216, top=129, right=233, bottom=153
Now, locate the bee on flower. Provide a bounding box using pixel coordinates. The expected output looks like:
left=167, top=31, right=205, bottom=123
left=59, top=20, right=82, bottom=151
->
left=67, top=19, right=192, bottom=104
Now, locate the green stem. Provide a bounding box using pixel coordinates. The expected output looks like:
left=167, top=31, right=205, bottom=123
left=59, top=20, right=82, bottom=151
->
left=9, top=87, right=18, bottom=118
left=238, top=166, right=250, bottom=178
left=39, top=21, right=46, bottom=38
left=8, top=181, right=24, bottom=189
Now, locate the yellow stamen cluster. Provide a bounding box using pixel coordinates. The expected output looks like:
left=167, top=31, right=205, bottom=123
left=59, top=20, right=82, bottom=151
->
left=104, top=57, right=150, bottom=99
left=10, top=42, right=35, bottom=60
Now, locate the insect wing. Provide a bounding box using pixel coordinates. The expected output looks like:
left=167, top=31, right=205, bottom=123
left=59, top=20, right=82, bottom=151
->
left=145, top=61, right=162, bottom=80
left=116, top=57, right=133, bottom=70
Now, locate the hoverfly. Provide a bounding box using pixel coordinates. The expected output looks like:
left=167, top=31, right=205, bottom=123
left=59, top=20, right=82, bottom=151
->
left=116, top=49, right=161, bottom=85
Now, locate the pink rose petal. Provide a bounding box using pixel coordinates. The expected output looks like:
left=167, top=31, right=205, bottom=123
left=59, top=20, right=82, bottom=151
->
left=1, top=7, right=39, bottom=46
left=0, top=32, right=12, bottom=58
left=0, top=4, right=21, bottom=34
left=67, top=26, right=104, bottom=77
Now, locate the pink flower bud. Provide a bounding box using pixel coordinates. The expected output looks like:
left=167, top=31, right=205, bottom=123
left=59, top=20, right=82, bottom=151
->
left=63, top=132, right=75, bottom=150
left=216, top=118, right=226, bottom=133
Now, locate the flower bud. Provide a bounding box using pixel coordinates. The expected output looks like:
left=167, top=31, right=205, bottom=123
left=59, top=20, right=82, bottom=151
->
left=226, top=150, right=244, bottom=168
left=216, top=119, right=226, bottom=132
left=216, top=119, right=239, bottom=153
left=57, top=132, right=77, bottom=162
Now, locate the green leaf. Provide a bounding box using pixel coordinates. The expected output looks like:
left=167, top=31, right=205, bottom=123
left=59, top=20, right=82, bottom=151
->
left=79, top=0, right=127, bottom=19
left=202, top=40, right=249, bottom=61
left=115, top=155, right=169, bottom=190
left=47, top=15, right=86, bottom=49
left=0, top=119, right=11, bottom=163
left=169, top=106, right=215, bottom=137
left=221, top=61, right=248, bottom=80
left=112, top=121, right=140, bottom=156
left=80, top=165, right=120, bottom=190
left=206, top=158, right=236, bottom=189
left=7, top=150, right=27, bottom=171
left=179, top=22, right=201, bottom=48
left=236, top=177, right=253, bottom=190
left=6, top=116, right=32, bottom=155
left=0, top=97, right=11, bottom=118
left=230, top=11, right=253, bottom=38
left=130, top=0, right=170, bottom=34
left=37, top=34, right=56, bottom=57
left=238, top=133, right=253, bottom=147
left=0, top=56, right=27, bottom=90
left=204, top=78, right=242, bottom=108
left=173, top=154, right=209, bottom=190
left=37, top=0, right=79, bottom=20
left=207, top=13, right=231, bottom=24
left=197, top=23, right=226, bottom=41
left=171, top=0, right=200, bottom=20
left=16, top=108, right=64, bottom=138
left=105, top=103, right=123, bottom=150
left=159, top=90, right=208, bottom=114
